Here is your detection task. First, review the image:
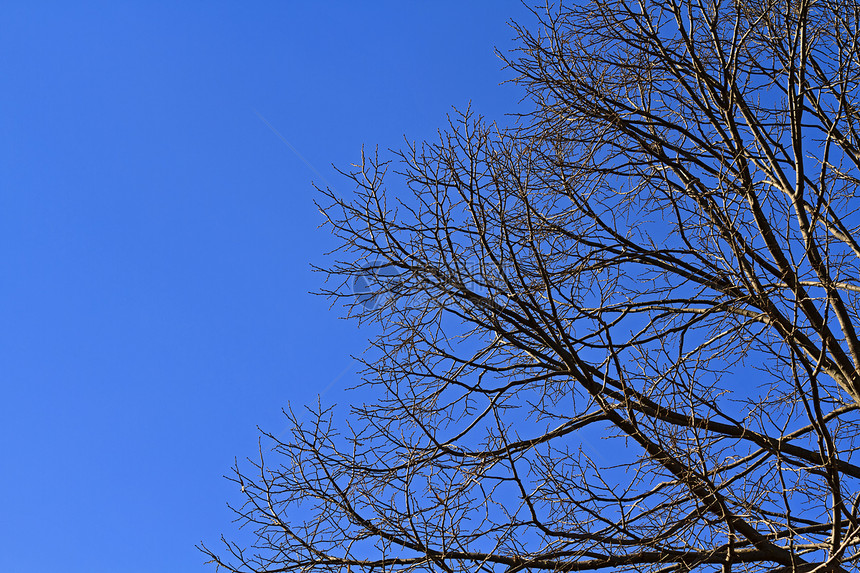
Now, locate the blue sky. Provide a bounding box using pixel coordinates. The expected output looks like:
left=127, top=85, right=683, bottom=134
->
left=0, top=3, right=531, bottom=571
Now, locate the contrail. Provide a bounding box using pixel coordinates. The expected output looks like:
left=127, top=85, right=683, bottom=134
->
left=252, top=107, right=353, bottom=434
left=252, top=107, right=337, bottom=192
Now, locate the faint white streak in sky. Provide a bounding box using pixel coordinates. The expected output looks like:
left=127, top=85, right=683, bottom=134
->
left=253, top=107, right=352, bottom=431
left=252, top=107, right=337, bottom=193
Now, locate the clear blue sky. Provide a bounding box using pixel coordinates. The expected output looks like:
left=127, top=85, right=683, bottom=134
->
left=0, top=2, right=531, bottom=571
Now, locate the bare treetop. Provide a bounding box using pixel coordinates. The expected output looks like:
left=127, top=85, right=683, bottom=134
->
left=203, top=0, right=860, bottom=571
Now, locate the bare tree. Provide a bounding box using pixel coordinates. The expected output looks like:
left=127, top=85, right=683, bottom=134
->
left=202, top=0, right=860, bottom=571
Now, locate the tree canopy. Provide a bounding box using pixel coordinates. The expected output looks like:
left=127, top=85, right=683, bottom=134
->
left=203, top=0, right=860, bottom=571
